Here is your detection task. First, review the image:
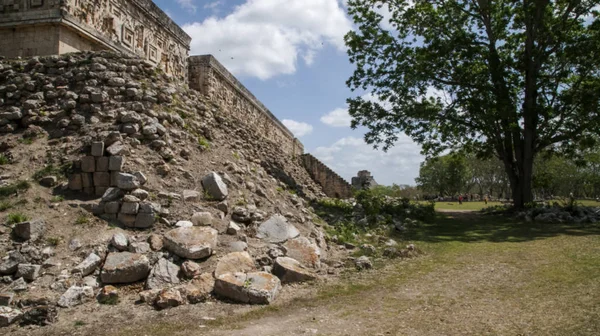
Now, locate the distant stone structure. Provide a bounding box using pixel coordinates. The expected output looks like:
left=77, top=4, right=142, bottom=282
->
left=0, top=0, right=190, bottom=81
left=351, top=170, right=378, bottom=190
left=301, top=154, right=353, bottom=199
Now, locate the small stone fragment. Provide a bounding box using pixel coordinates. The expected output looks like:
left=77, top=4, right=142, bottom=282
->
left=146, top=258, right=180, bottom=290
left=155, top=288, right=185, bottom=310
left=57, top=286, right=94, bottom=308
left=15, top=264, right=41, bottom=281
left=202, top=172, right=228, bottom=201
left=13, top=219, right=46, bottom=241
left=191, top=212, right=213, bottom=226
left=272, top=257, right=317, bottom=283
left=111, top=233, right=129, bottom=251
left=214, top=252, right=256, bottom=277
left=97, top=285, right=119, bottom=305
left=101, top=252, right=150, bottom=284
left=72, top=253, right=101, bottom=276
left=227, top=221, right=241, bottom=235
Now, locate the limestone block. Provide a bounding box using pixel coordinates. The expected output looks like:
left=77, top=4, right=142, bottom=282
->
left=96, top=156, right=109, bottom=172
left=68, top=174, right=82, bottom=190
left=93, top=172, right=111, bottom=187
left=81, top=156, right=96, bottom=173
left=108, top=156, right=124, bottom=171
left=91, top=141, right=104, bottom=156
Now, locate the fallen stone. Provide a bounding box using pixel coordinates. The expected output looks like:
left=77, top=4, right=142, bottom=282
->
left=214, top=252, right=255, bottom=277
left=111, top=233, right=129, bottom=251
left=227, top=221, right=241, bottom=235
left=97, top=285, right=119, bottom=305
left=68, top=238, right=82, bottom=251
left=15, top=264, right=41, bottom=281
left=175, top=220, right=193, bottom=228
left=229, top=241, right=248, bottom=252
left=131, top=188, right=149, bottom=200
left=57, top=286, right=94, bottom=308
left=0, top=293, right=13, bottom=306
left=13, top=219, right=46, bottom=241
left=0, top=306, right=22, bottom=327
left=155, top=288, right=185, bottom=310
left=355, top=256, right=373, bottom=270
left=106, top=141, right=126, bottom=156
left=101, top=252, right=150, bottom=284
left=216, top=200, right=229, bottom=214
left=0, top=252, right=25, bottom=275
left=8, top=278, right=27, bottom=292
left=135, top=213, right=156, bottom=229
left=128, top=242, right=150, bottom=253
left=82, top=275, right=100, bottom=288
left=40, top=176, right=58, bottom=187
left=133, top=171, right=147, bottom=185
left=146, top=258, right=180, bottom=290
left=115, top=173, right=141, bottom=190
left=102, top=187, right=124, bottom=202
left=256, top=215, right=300, bottom=243
left=214, top=272, right=280, bottom=305
left=183, top=190, right=200, bottom=202
left=91, top=141, right=104, bottom=157
left=139, top=289, right=161, bottom=305
left=176, top=273, right=214, bottom=303
left=163, top=227, right=218, bottom=259
left=272, top=257, right=317, bottom=283
left=202, top=172, right=228, bottom=201
left=180, top=260, right=202, bottom=279
left=148, top=234, right=163, bottom=251
left=284, top=237, right=321, bottom=269
left=191, top=212, right=213, bottom=226
left=108, top=156, right=124, bottom=171
left=72, top=253, right=101, bottom=276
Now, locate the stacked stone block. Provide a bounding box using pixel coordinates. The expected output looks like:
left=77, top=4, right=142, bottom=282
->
left=68, top=142, right=125, bottom=197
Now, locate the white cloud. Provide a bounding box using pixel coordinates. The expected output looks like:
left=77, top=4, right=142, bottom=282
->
left=320, top=107, right=352, bottom=127
left=282, top=119, right=314, bottom=137
left=204, top=0, right=224, bottom=13
left=313, top=135, right=424, bottom=185
left=176, top=0, right=197, bottom=13
left=183, top=0, right=353, bottom=80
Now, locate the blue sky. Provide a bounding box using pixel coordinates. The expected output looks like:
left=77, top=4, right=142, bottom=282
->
left=154, top=0, right=424, bottom=185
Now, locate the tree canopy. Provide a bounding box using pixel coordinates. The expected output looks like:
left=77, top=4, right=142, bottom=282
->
left=345, top=0, right=600, bottom=207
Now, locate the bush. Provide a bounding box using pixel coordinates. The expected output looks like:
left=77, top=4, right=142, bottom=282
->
left=316, top=198, right=354, bottom=214
left=7, top=212, right=29, bottom=224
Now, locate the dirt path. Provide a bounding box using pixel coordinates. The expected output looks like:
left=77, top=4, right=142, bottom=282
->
left=31, top=213, right=600, bottom=336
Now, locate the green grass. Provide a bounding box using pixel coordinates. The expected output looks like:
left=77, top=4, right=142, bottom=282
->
left=32, top=163, right=72, bottom=181
left=46, top=236, right=62, bottom=246
left=0, top=201, right=12, bottom=211
left=0, top=154, right=9, bottom=165
left=50, top=195, right=65, bottom=203
left=428, top=201, right=504, bottom=211
left=197, top=136, right=211, bottom=150
left=6, top=212, right=29, bottom=224
left=75, top=215, right=90, bottom=225
left=0, top=180, right=31, bottom=198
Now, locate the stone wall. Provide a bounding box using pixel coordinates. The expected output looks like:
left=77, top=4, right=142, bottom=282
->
left=189, top=55, right=304, bottom=157
left=301, top=154, right=353, bottom=199
left=0, top=0, right=190, bottom=81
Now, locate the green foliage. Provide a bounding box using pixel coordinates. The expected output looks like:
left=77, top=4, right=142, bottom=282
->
left=0, top=154, right=10, bottom=165
left=46, top=236, right=62, bottom=246
left=18, top=137, right=34, bottom=145
left=0, top=201, right=12, bottom=211
left=197, top=136, right=211, bottom=150
left=50, top=195, right=65, bottom=203
left=317, top=198, right=354, bottom=214
left=232, top=151, right=241, bottom=160
left=0, top=180, right=31, bottom=198
left=32, top=163, right=72, bottom=181
left=345, top=0, right=600, bottom=208
left=325, top=221, right=360, bottom=244
left=416, top=154, right=469, bottom=196
left=75, top=215, right=90, bottom=225
left=7, top=212, right=28, bottom=224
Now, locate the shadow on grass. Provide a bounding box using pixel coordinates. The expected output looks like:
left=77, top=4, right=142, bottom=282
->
left=405, top=212, right=600, bottom=243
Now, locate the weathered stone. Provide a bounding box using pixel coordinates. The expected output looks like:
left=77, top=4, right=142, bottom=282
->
left=0, top=306, right=22, bottom=327
left=91, top=141, right=104, bottom=156
left=180, top=260, right=202, bottom=279
left=183, top=190, right=200, bottom=202
left=227, top=221, right=241, bottom=235
left=106, top=141, right=126, bottom=156
left=101, top=252, right=150, bottom=284
left=81, top=156, right=96, bottom=173
left=214, top=272, right=280, bottom=305
left=115, top=173, right=141, bottom=190
left=96, top=156, right=109, bottom=171
left=97, top=285, right=119, bottom=305
left=175, top=221, right=193, bottom=228
left=105, top=201, right=120, bottom=214
left=355, top=256, right=373, bottom=270
left=93, top=172, right=111, bottom=187
left=155, top=288, right=185, bottom=310
left=118, top=213, right=137, bottom=227
left=214, top=252, right=255, bottom=277
left=229, top=241, right=248, bottom=252
left=272, top=257, right=317, bottom=283
left=148, top=234, right=163, bottom=251
left=256, top=215, right=300, bottom=243
left=128, top=242, right=150, bottom=254
left=20, top=305, right=58, bottom=326
left=135, top=213, right=156, bottom=229
left=216, top=200, right=229, bottom=214
left=202, top=172, right=228, bottom=200
left=68, top=174, right=82, bottom=190
left=108, top=156, right=124, bottom=171
left=131, top=188, right=149, bottom=200
left=8, top=278, right=27, bottom=292
left=283, top=237, right=321, bottom=269
left=121, top=202, right=139, bottom=215
left=72, top=253, right=101, bottom=276
left=191, top=211, right=213, bottom=226
left=163, top=227, right=218, bottom=259
left=57, top=286, right=94, bottom=308
left=176, top=273, right=214, bottom=303
left=0, top=293, right=14, bottom=306
left=13, top=219, right=46, bottom=241
left=0, top=252, right=25, bottom=275
left=102, top=187, right=124, bottom=202
left=146, top=258, right=180, bottom=290
left=133, top=171, right=147, bottom=185
left=82, top=275, right=100, bottom=288
left=40, top=176, right=58, bottom=187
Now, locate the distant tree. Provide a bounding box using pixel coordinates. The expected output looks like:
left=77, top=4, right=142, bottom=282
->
left=416, top=154, right=468, bottom=196
left=467, top=156, right=510, bottom=199
left=345, top=0, right=600, bottom=208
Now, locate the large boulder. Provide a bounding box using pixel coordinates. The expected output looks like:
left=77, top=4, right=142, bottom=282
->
left=283, top=237, right=321, bottom=269
left=272, top=257, right=317, bottom=283
left=13, top=219, right=45, bottom=241
left=214, top=272, right=280, bottom=305
left=100, top=252, right=150, bottom=284
left=256, top=215, right=300, bottom=243
left=214, top=252, right=256, bottom=277
left=163, top=227, right=218, bottom=259
left=202, top=172, right=228, bottom=201
left=146, top=258, right=180, bottom=290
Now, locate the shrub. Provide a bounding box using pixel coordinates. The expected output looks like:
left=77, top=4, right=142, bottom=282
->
left=197, top=136, right=210, bottom=150
left=7, top=212, right=29, bottom=225
left=46, top=237, right=62, bottom=246
left=0, top=201, right=12, bottom=211
left=0, top=154, right=10, bottom=165
left=75, top=215, right=90, bottom=225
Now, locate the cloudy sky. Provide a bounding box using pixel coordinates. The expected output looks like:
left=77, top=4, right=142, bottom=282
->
left=155, top=0, right=424, bottom=185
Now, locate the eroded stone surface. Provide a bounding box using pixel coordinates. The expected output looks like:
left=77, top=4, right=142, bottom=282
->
left=101, top=252, right=150, bottom=284
left=57, top=286, right=94, bottom=308
left=214, top=252, right=255, bottom=277
left=272, top=257, right=317, bottom=283
left=256, top=215, right=300, bottom=243
left=163, top=227, right=218, bottom=259
left=13, top=219, right=46, bottom=241
left=214, top=272, right=280, bottom=304
left=202, top=172, right=228, bottom=201
left=146, top=258, right=180, bottom=290
left=283, top=237, right=321, bottom=269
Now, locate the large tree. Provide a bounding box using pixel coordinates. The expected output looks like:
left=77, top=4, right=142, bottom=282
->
left=345, top=0, right=600, bottom=208
left=416, top=154, right=469, bottom=196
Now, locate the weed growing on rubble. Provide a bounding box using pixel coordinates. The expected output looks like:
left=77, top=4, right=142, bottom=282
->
left=0, top=154, right=9, bottom=165
left=7, top=212, right=29, bottom=225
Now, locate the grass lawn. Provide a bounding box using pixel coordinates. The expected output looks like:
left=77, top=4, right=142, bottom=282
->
left=431, top=200, right=504, bottom=211
left=84, top=213, right=600, bottom=336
